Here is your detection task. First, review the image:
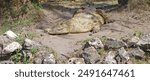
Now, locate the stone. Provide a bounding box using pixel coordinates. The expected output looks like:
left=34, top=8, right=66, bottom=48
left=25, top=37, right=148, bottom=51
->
left=128, top=47, right=145, bottom=59
left=33, top=49, right=56, bottom=64
left=0, top=44, right=2, bottom=54
left=3, top=42, right=22, bottom=54
left=118, top=47, right=130, bottom=60
left=105, top=38, right=127, bottom=49
left=23, top=38, right=40, bottom=50
left=33, top=53, right=43, bottom=64
left=138, top=33, right=150, bottom=45
left=128, top=36, right=140, bottom=47
left=115, top=47, right=129, bottom=64
left=0, top=44, right=4, bottom=57
left=23, top=38, right=34, bottom=49
left=103, top=51, right=117, bottom=64
left=137, top=33, right=150, bottom=52
left=4, top=30, right=17, bottom=39
left=85, top=37, right=104, bottom=49
left=82, top=46, right=101, bottom=64
left=115, top=55, right=123, bottom=64
left=21, top=50, right=32, bottom=60
left=0, top=36, right=11, bottom=45
left=0, top=60, right=14, bottom=64
left=33, top=58, right=43, bottom=64
left=42, top=53, right=56, bottom=64
left=67, top=58, right=85, bottom=64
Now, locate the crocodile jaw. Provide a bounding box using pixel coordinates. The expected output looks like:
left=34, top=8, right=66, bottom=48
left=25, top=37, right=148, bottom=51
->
left=45, top=27, right=69, bottom=35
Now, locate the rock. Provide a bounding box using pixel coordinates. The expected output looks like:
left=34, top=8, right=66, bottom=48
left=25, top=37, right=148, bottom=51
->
left=33, top=53, right=43, bottom=64
left=4, top=30, right=17, bottom=39
left=23, top=38, right=40, bottom=50
left=137, top=33, right=150, bottom=52
left=128, top=47, right=145, bottom=59
left=118, top=47, right=130, bottom=60
left=115, top=47, right=129, bottom=64
left=33, top=58, right=43, bottom=64
left=33, top=50, right=56, bottom=64
left=105, top=38, right=127, bottom=49
left=0, top=44, right=5, bottom=57
left=85, top=37, right=104, bottom=49
left=0, top=36, right=11, bottom=45
left=42, top=53, right=56, bottom=64
left=0, top=44, right=2, bottom=54
left=0, top=60, right=14, bottom=64
left=67, top=58, right=85, bottom=64
left=82, top=46, right=101, bottom=64
left=103, top=51, right=117, bottom=64
left=3, top=42, right=22, bottom=54
left=115, top=55, right=123, bottom=64
left=21, top=50, right=32, bottom=60
left=138, top=33, right=150, bottom=45
left=126, top=60, right=133, bottom=64
left=128, top=36, right=140, bottom=47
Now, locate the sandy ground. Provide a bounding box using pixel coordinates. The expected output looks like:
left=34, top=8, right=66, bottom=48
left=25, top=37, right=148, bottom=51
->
left=29, top=2, right=150, bottom=59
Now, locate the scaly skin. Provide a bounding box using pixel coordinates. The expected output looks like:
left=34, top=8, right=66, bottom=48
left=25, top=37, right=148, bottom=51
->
left=45, top=8, right=106, bottom=35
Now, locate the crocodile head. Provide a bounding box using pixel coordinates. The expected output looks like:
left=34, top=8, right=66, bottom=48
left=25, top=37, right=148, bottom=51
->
left=45, top=20, right=70, bottom=35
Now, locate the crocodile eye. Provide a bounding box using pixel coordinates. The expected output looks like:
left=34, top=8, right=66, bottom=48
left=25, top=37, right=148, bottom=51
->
left=69, top=60, right=72, bottom=62
left=94, top=20, right=97, bottom=23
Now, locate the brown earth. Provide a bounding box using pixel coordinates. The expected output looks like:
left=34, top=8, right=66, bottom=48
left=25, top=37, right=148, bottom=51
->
left=21, top=1, right=150, bottom=59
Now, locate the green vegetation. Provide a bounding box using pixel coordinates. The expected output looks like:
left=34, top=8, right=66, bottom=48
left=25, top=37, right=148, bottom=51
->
left=14, top=31, right=39, bottom=44
left=130, top=52, right=150, bottom=64
left=48, top=48, right=57, bottom=59
left=100, top=36, right=107, bottom=44
left=97, top=48, right=105, bottom=55
left=26, top=32, right=40, bottom=40
left=0, top=18, right=34, bottom=35
left=10, top=49, right=22, bottom=64
left=48, top=47, right=62, bottom=63
left=15, top=35, right=25, bottom=44
left=0, top=0, right=44, bottom=35
left=30, top=48, right=38, bottom=55
left=10, top=47, right=39, bottom=64
left=10, top=49, right=29, bottom=64
left=48, top=48, right=56, bottom=54
left=131, top=58, right=150, bottom=64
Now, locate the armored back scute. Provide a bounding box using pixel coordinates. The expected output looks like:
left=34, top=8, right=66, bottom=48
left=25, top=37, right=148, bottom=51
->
left=73, top=7, right=106, bottom=24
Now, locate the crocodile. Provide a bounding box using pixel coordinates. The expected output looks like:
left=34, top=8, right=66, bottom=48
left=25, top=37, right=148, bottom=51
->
left=45, top=7, right=107, bottom=35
